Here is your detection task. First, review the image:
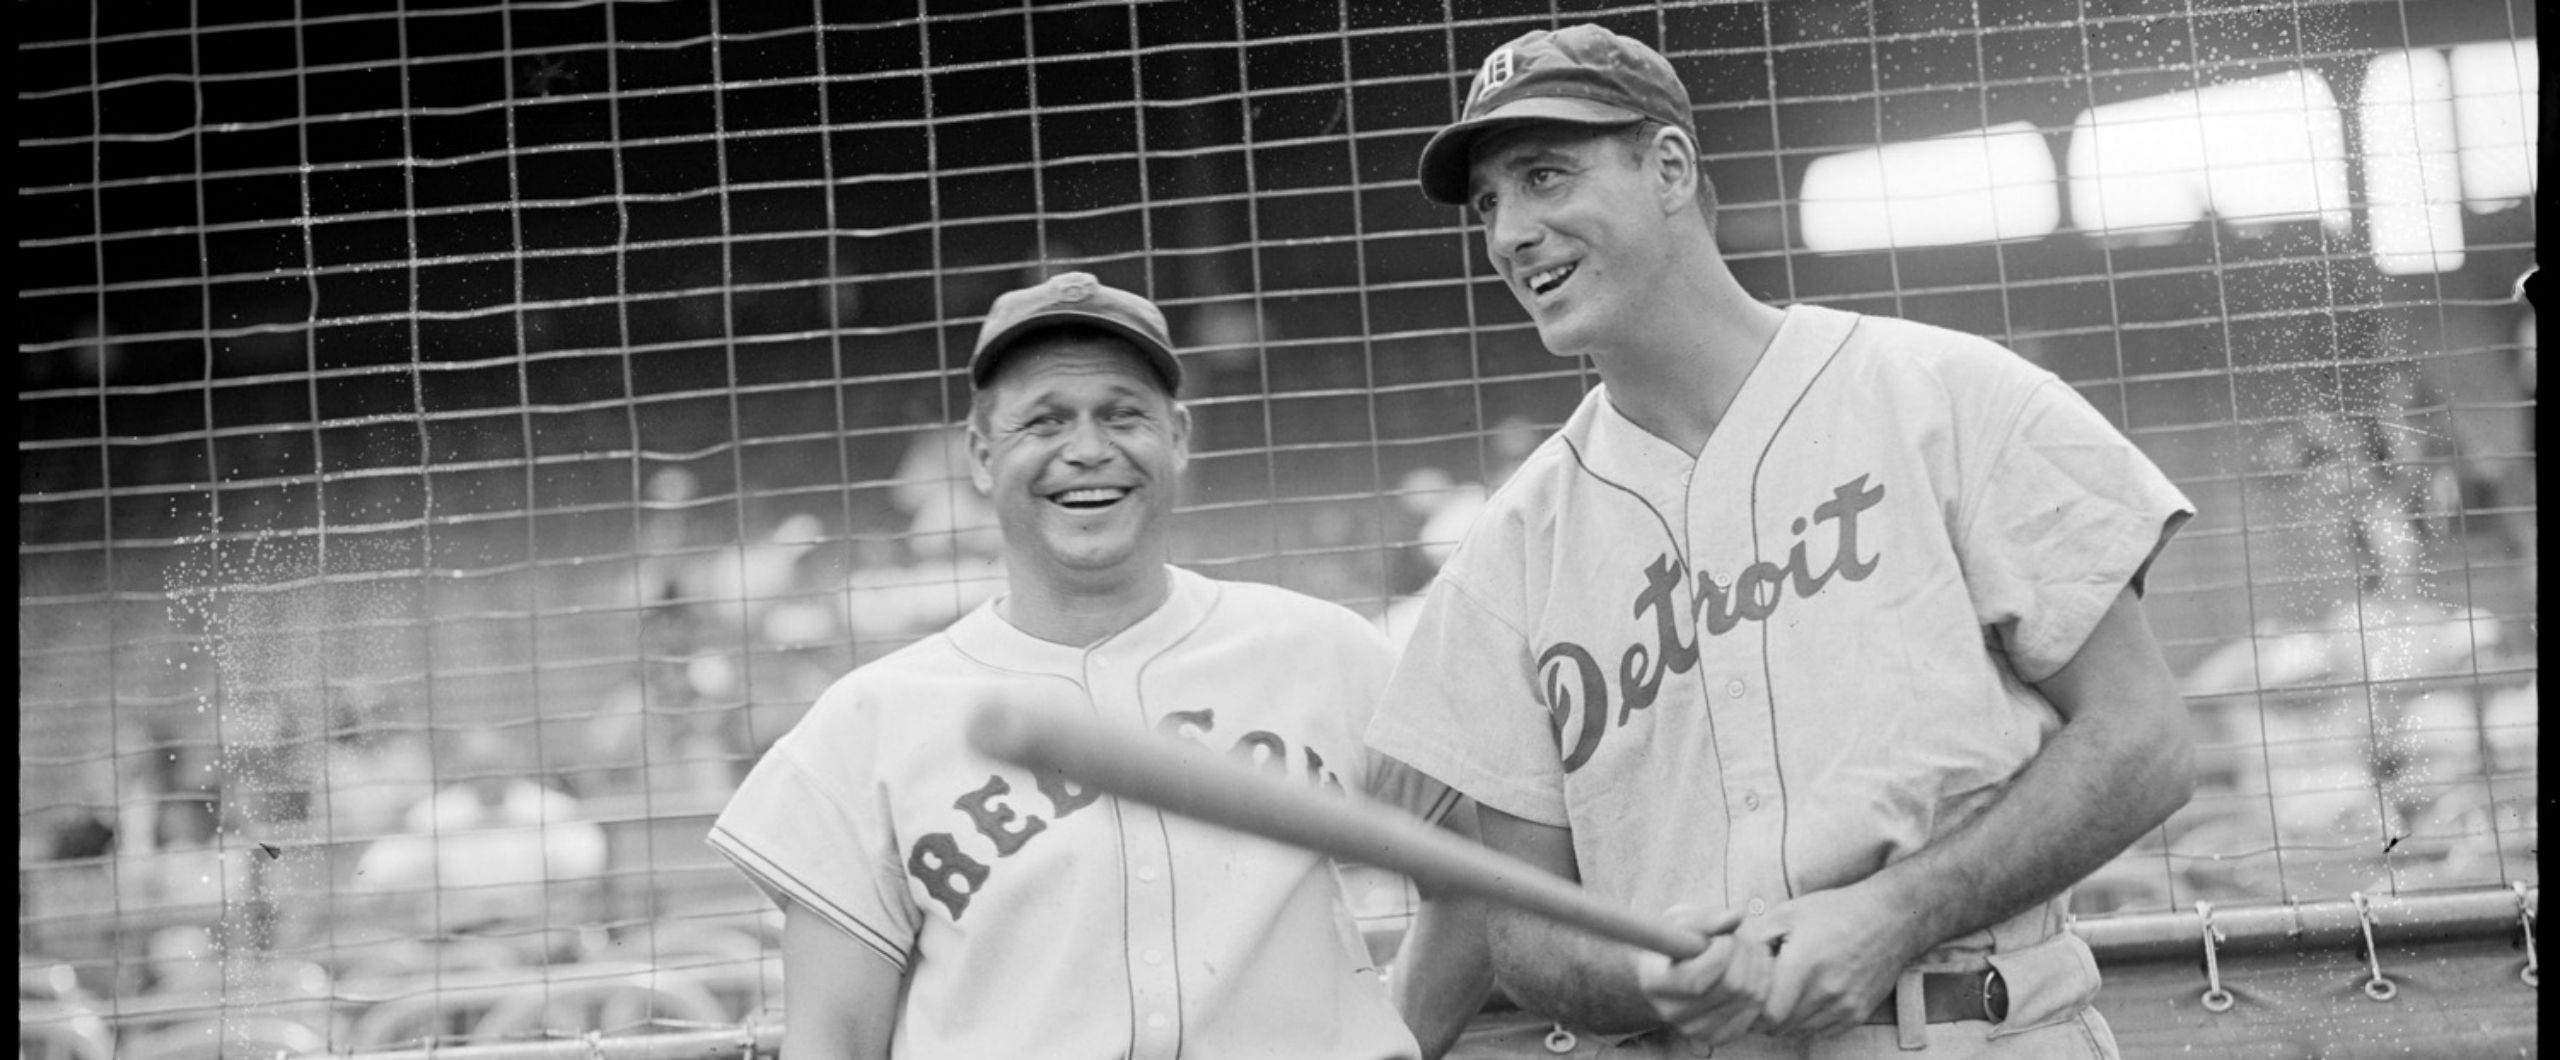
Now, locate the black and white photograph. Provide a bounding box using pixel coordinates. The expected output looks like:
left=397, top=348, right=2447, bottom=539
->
left=17, top=2, right=2537, bottom=1057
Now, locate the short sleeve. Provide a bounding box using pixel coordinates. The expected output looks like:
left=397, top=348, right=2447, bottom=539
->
left=707, top=698, right=919, bottom=969
left=1365, top=574, right=1571, bottom=827
left=1294, top=604, right=1464, bottom=828
left=1957, top=379, right=2195, bottom=682
left=1360, top=751, right=1465, bottom=827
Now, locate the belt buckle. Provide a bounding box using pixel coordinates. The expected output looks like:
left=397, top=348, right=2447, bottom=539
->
left=1980, top=969, right=2008, bottom=1023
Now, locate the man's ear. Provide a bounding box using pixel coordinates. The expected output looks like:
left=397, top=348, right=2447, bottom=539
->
left=1652, top=125, right=1699, bottom=214
left=1168, top=402, right=1193, bottom=474
left=966, top=421, right=995, bottom=495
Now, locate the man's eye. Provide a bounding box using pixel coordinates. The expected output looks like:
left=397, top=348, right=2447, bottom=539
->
left=1473, top=191, right=1497, bottom=215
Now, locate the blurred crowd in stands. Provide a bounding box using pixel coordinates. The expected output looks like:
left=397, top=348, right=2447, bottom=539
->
left=17, top=298, right=2536, bottom=1056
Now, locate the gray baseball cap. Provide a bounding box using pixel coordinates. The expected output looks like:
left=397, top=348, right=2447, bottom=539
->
left=1416, top=24, right=1697, bottom=205
left=969, top=271, right=1182, bottom=395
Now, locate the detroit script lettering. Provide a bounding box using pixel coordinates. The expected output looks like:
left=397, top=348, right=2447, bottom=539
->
left=1541, top=474, right=1884, bottom=771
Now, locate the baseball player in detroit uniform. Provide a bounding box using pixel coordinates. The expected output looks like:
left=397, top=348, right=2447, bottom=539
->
left=710, top=273, right=1490, bottom=1060
left=1368, top=25, right=2198, bottom=1059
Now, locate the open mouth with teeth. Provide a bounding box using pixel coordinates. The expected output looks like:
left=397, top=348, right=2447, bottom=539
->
left=1526, top=263, right=1577, bottom=296
left=1049, top=486, right=1132, bottom=511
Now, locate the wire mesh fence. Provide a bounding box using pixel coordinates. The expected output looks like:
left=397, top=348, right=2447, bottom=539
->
left=16, top=0, right=2536, bottom=1056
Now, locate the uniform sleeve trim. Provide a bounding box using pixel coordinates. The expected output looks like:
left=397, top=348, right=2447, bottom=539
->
left=1423, top=784, right=1464, bottom=827
left=2129, top=508, right=2193, bottom=598
left=706, top=824, right=909, bottom=970
left=1367, top=729, right=1570, bottom=828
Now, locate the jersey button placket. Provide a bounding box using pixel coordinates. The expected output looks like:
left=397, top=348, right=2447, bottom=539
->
left=1708, top=647, right=1787, bottom=914
left=1097, top=654, right=1180, bottom=1060
left=1124, top=833, right=1180, bottom=1057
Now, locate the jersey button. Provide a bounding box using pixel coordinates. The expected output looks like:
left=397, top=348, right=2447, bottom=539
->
left=1136, top=865, right=1160, bottom=883
left=1743, top=792, right=1760, bottom=811
left=1143, top=948, right=1164, bottom=966
left=1747, top=898, right=1766, bottom=916
left=1147, top=1013, right=1170, bottom=1031
left=1725, top=679, right=1747, bottom=699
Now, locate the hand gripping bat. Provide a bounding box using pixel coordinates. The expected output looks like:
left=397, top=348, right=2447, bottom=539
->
left=966, top=701, right=1713, bottom=958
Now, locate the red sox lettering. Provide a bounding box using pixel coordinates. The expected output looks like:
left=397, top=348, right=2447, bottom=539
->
left=1539, top=474, right=1886, bottom=772
left=904, top=768, right=1101, bottom=919
left=908, top=710, right=1350, bottom=918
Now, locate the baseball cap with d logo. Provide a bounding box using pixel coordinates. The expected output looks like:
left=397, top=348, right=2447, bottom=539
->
left=1415, top=24, right=1696, bottom=205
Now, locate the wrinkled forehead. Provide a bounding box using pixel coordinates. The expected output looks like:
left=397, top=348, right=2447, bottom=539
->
left=981, top=329, right=1171, bottom=398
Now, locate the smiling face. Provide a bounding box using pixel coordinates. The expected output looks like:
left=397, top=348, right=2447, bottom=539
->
left=968, top=330, right=1190, bottom=594
left=1467, top=121, right=1687, bottom=358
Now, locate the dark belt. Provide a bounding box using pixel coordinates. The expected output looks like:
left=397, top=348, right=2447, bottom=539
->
left=1862, top=969, right=2007, bottom=1025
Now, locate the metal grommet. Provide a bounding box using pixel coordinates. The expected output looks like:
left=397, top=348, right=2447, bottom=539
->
left=2514, top=881, right=2538, bottom=988
left=1543, top=1023, right=1579, bottom=1054
left=2351, top=892, right=2398, bottom=1002
left=2196, top=901, right=2235, bottom=1013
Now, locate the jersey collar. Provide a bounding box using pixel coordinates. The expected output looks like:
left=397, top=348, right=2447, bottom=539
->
left=1579, top=303, right=1857, bottom=476
left=946, top=565, right=1220, bottom=679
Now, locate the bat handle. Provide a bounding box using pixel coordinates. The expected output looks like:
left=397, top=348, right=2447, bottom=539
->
left=1659, top=924, right=1717, bottom=960
left=1611, top=914, right=1719, bottom=960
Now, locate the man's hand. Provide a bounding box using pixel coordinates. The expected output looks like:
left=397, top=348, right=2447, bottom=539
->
left=1633, top=905, right=1773, bottom=1046
left=1757, top=585, right=2196, bottom=1039
left=1753, top=881, right=1936, bottom=1039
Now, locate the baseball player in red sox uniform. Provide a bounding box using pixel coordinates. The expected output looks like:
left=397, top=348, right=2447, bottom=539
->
left=709, top=272, right=1491, bottom=1059
left=1367, top=25, right=2198, bottom=1059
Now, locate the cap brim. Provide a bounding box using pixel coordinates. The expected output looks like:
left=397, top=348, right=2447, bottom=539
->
left=971, top=310, right=1183, bottom=395
left=1415, top=96, right=1652, bottom=205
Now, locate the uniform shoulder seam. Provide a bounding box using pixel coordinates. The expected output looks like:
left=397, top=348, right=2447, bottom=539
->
left=1430, top=563, right=1534, bottom=643
left=1951, top=373, right=2070, bottom=544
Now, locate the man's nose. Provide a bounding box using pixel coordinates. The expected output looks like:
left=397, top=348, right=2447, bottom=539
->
left=1060, top=416, right=1114, bottom=464
left=1487, top=205, right=1543, bottom=265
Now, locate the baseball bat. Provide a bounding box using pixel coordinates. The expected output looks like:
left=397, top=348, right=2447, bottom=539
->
left=965, top=701, right=1713, bottom=959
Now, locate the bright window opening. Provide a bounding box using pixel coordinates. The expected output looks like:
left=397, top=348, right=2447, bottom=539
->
left=2362, top=48, right=2467, bottom=275
left=2450, top=39, right=2539, bottom=212
left=1799, top=122, right=2059, bottom=253
left=2064, top=70, right=2351, bottom=237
